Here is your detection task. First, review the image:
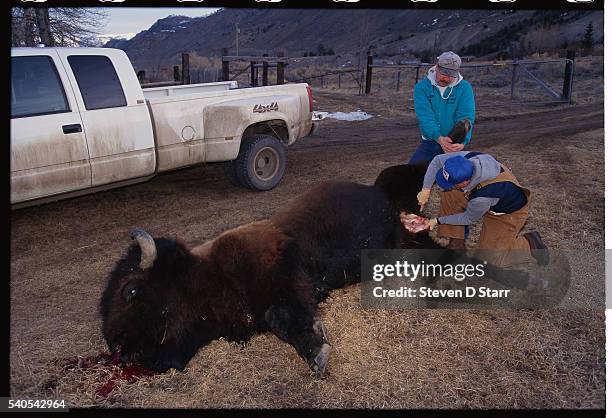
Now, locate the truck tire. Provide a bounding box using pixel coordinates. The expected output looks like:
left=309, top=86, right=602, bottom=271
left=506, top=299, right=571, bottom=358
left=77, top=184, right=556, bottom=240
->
left=234, top=134, right=287, bottom=191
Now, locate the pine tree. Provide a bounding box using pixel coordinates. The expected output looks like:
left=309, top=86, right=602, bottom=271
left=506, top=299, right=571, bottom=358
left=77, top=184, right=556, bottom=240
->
left=582, top=21, right=594, bottom=51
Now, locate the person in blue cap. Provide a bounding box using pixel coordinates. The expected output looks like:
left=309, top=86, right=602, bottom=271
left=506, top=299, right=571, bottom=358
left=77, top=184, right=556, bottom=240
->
left=405, top=151, right=549, bottom=267
left=408, top=51, right=476, bottom=165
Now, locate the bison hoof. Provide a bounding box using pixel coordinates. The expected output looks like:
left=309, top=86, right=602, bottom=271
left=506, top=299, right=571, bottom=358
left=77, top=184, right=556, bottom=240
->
left=313, top=320, right=329, bottom=342
left=311, top=343, right=332, bottom=378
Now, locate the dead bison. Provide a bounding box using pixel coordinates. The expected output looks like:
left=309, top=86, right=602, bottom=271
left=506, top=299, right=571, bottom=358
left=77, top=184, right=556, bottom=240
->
left=99, top=164, right=453, bottom=376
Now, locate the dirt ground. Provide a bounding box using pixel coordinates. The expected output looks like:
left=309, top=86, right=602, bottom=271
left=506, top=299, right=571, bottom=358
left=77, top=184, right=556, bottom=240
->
left=10, top=87, right=604, bottom=408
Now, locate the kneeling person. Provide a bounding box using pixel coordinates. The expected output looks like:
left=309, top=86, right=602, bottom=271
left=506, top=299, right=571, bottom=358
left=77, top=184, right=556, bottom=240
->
left=416, top=151, right=549, bottom=267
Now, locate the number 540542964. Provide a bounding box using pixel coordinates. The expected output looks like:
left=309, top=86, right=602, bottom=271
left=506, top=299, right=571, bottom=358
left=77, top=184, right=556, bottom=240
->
left=7, top=399, right=67, bottom=410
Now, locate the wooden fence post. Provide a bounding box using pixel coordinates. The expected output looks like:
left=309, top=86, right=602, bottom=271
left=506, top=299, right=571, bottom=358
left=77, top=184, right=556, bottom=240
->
left=365, top=55, right=373, bottom=94
left=276, top=61, right=285, bottom=85
left=510, top=59, right=518, bottom=99
left=181, top=53, right=190, bottom=85
left=222, top=60, right=230, bottom=81
left=415, top=66, right=420, bottom=85
left=262, top=54, right=269, bottom=86
left=359, top=69, right=364, bottom=95
left=277, top=60, right=285, bottom=86
left=396, top=71, right=401, bottom=91
left=173, top=66, right=180, bottom=82
left=137, top=70, right=146, bottom=83
left=222, top=48, right=229, bottom=81
left=561, top=50, right=575, bottom=103
left=250, top=61, right=257, bottom=86
left=276, top=52, right=285, bottom=85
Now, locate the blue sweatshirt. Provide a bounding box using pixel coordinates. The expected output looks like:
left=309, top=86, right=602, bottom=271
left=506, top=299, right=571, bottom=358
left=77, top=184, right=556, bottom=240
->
left=414, top=67, right=476, bottom=145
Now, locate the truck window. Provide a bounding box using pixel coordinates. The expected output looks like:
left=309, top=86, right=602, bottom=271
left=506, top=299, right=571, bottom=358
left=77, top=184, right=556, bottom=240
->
left=11, top=56, right=70, bottom=119
left=68, top=55, right=127, bottom=110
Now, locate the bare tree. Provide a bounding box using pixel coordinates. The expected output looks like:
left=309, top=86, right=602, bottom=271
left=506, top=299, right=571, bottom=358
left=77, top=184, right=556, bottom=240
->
left=11, top=7, right=108, bottom=47
left=35, top=8, right=53, bottom=46
left=522, top=25, right=561, bottom=57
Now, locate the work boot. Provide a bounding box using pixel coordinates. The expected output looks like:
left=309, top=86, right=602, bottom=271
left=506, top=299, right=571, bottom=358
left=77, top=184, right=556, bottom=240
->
left=447, top=238, right=466, bottom=251
left=523, top=231, right=550, bottom=266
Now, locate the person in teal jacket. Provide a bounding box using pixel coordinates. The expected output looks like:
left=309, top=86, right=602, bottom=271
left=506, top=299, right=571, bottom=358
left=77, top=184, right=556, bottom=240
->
left=408, top=51, right=476, bottom=165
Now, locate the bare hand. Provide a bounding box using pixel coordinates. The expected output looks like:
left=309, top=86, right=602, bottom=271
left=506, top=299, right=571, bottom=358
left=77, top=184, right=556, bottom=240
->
left=448, top=143, right=465, bottom=152
left=426, top=218, right=439, bottom=230
left=417, top=188, right=431, bottom=211
left=437, top=136, right=453, bottom=153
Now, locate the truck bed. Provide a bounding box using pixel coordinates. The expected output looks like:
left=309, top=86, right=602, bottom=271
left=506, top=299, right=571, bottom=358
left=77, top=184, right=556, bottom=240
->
left=142, top=81, right=238, bottom=99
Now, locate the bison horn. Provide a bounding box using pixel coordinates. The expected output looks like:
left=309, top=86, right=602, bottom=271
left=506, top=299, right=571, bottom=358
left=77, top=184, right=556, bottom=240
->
left=131, top=228, right=157, bottom=270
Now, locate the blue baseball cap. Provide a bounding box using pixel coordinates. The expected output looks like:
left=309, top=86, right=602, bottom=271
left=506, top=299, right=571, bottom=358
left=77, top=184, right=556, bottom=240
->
left=435, top=156, right=474, bottom=191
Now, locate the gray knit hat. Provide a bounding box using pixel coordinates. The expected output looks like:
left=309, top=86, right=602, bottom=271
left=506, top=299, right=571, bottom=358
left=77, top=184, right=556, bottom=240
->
left=436, top=51, right=461, bottom=77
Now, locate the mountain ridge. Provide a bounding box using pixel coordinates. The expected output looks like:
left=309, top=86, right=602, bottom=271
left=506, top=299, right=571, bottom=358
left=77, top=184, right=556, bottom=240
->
left=104, top=9, right=603, bottom=70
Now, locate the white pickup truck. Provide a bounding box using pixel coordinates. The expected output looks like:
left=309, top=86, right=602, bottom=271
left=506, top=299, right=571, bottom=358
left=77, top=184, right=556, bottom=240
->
left=11, top=47, right=315, bottom=208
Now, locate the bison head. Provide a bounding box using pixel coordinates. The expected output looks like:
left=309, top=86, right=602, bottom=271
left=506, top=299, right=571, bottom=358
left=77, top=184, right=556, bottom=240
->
left=99, top=229, right=214, bottom=373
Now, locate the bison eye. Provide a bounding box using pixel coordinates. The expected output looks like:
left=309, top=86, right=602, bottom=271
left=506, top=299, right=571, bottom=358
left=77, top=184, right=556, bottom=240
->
left=122, top=283, right=139, bottom=303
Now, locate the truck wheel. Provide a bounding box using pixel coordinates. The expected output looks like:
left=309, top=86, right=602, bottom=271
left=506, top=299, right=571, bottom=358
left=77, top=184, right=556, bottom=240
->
left=235, top=134, right=287, bottom=191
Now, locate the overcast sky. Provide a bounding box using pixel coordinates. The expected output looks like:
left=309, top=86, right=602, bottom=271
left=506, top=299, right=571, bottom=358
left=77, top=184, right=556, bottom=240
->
left=95, top=7, right=220, bottom=38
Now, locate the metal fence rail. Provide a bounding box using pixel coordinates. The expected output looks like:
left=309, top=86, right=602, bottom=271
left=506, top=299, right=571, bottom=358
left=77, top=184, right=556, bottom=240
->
left=364, top=51, right=576, bottom=105
left=286, top=69, right=362, bottom=89
left=137, top=49, right=576, bottom=108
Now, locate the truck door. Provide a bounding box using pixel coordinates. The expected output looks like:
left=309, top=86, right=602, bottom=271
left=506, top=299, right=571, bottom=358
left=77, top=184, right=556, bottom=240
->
left=58, top=50, right=156, bottom=187
left=10, top=51, right=91, bottom=204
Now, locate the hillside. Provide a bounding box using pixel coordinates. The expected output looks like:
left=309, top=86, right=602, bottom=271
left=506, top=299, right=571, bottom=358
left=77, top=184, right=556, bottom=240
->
left=105, top=9, right=603, bottom=70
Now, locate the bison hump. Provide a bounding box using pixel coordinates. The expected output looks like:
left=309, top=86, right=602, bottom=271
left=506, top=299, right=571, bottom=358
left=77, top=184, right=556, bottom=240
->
left=212, top=220, right=290, bottom=278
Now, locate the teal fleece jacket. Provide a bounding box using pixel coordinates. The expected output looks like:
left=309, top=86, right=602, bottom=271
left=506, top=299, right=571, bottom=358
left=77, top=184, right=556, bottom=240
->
left=414, top=67, right=476, bottom=145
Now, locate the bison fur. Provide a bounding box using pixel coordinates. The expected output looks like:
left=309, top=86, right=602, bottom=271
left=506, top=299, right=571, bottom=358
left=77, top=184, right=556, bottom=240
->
left=99, top=163, right=525, bottom=376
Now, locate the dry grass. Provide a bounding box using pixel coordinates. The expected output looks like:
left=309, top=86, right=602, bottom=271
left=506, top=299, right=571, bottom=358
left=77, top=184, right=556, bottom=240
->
left=10, top=79, right=604, bottom=408
left=306, top=55, right=603, bottom=108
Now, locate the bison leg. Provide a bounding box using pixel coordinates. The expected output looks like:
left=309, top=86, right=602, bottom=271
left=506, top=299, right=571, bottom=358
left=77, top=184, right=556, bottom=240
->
left=264, top=304, right=331, bottom=377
